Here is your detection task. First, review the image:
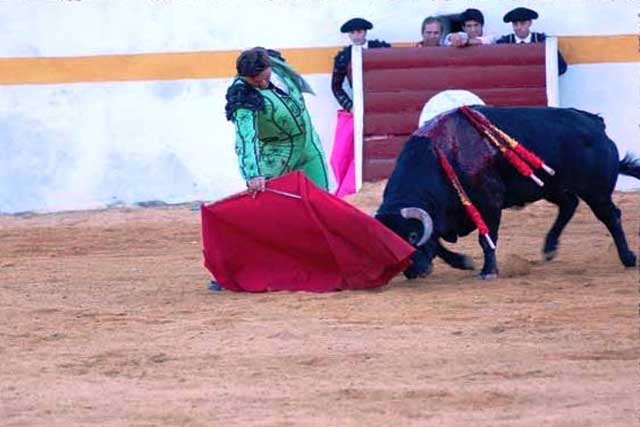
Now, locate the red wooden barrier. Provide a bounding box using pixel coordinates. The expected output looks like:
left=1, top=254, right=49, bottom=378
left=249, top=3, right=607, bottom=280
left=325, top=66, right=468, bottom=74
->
left=361, top=44, right=548, bottom=181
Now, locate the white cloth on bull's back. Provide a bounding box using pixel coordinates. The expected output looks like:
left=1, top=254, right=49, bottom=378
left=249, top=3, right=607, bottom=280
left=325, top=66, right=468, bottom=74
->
left=419, top=90, right=486, bottom=127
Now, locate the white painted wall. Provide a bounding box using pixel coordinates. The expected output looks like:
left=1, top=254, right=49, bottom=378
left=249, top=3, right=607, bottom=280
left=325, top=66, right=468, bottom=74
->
left=1, top=0, right=635, bottom=56
left=0, top=0, right=637, bottom=213
left=560, top=62, right=640, bottom=191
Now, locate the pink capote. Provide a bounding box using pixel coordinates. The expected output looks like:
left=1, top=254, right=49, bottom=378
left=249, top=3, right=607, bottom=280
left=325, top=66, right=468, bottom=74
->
left=200, top=171, right=414, bottom=292
left=330, top=110, right=356, bottom=198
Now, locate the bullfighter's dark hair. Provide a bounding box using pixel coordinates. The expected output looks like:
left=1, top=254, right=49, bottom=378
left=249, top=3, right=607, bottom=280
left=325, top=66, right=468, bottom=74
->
left=236, top=47, right=271, bottom=78
left=461, top=8, right=484, bottom=25
left=225, top=48, right=289, bottom=121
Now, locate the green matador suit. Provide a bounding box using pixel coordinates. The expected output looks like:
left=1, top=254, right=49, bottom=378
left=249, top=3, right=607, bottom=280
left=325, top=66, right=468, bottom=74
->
left=224, top=56, right=329, bottom=190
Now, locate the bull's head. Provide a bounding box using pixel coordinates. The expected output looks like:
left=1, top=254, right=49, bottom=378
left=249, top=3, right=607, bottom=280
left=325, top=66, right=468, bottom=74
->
left=376, top=207, right=438, bottom=279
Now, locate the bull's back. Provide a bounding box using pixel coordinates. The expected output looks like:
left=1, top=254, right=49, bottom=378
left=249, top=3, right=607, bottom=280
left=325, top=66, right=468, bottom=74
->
left=472, top=106, right=620, bottom=195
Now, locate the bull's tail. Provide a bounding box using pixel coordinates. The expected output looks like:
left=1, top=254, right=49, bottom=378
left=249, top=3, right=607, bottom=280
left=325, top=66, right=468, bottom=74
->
left=619, top=153, right=640, bottom=180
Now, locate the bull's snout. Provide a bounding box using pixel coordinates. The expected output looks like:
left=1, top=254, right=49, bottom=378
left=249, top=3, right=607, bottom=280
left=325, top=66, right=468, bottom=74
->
left=403, top=256, right=433, bottom=280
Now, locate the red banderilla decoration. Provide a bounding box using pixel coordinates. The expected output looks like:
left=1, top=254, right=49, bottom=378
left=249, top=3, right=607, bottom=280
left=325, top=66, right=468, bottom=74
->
left=459, top=106, right=556, bottom=186
left=435, top=147, right=496, bottom=250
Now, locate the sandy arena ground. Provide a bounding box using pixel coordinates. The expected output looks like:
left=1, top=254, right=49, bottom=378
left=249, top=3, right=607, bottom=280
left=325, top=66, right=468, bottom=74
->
left=1, top=183, right=638, bottom=426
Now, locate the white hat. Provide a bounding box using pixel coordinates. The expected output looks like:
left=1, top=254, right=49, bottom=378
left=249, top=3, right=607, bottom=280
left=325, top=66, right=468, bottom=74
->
left=418, top=90, right=485, bottom=127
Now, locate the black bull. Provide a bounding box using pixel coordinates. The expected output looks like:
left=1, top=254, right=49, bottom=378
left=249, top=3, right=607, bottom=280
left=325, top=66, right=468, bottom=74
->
left=376, top=106, right=640, bottom=279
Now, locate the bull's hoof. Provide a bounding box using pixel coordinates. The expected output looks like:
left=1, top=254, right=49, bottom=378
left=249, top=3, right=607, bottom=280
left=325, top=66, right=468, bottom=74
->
left=404, top=267, right=432, bottom=279
left=622, top=253, right=637, bottom=268
left=480, top=273, right=498, bottom=280
left=543, top=249, right=557, bottom=262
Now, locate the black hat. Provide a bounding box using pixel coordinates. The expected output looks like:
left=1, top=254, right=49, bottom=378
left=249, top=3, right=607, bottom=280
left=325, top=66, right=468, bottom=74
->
left=340, top=17, right=373, bottom=33
left=503, top=7, right=538, bottom=23
left=461, top=8, right=484, bottom=25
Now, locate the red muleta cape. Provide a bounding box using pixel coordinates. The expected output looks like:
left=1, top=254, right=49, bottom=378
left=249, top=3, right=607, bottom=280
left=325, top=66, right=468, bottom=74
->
left=200, top=171, right=414, bottom=292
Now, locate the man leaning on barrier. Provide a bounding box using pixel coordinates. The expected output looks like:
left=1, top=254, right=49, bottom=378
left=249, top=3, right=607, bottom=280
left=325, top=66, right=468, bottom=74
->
left=444, top=8, right=496, bottom=47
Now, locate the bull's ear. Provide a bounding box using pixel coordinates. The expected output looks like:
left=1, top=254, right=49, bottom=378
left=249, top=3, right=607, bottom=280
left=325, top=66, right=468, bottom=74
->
left=400, top=207, right=433, bottom=246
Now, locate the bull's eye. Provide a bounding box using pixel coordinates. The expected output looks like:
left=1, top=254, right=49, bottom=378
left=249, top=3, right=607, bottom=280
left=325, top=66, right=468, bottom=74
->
left=408, top=231, right=419, bottom=245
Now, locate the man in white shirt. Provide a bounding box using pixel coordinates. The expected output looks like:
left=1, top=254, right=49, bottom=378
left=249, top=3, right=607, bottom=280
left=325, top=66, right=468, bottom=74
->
left=445, top=8, right=496, bottom=47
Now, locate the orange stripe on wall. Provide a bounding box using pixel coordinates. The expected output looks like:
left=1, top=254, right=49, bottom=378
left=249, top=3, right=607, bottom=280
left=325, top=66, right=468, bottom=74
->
left=558, top=35, right=639, bottom=64
left=0, top=51, right=241, bottom=85
left=0, top=35, right=636, bottom=85
left=0, top=47, right=339, bottom=85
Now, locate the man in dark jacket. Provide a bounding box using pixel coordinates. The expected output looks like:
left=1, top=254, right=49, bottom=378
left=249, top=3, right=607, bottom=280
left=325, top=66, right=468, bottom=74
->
left=496, top=7, right=568, bottom=75
left=331, top=18, right=391, bottom=111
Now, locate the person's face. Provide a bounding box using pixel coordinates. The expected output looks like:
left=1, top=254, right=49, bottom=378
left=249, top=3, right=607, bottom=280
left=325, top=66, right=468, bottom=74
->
left=463, top=20, right=483, bottom=38
left=246, top=67, right=271, bottom=89
left=512, top=20, right=532, bottom=39
left=422, top=23, right=442, bottom=46
left=348, top=29, right=367, bottom=46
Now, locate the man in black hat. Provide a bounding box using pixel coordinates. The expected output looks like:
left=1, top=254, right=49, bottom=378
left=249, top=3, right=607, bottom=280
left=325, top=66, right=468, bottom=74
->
left=445, top=8, right=495, bottom=47
left=497, top=7, right=567, bottom=75
left=331, top=18, right=390, bottom=111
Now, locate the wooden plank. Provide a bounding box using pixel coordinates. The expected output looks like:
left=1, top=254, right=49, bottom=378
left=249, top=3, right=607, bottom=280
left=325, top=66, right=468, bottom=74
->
left=363, top=44, right=545, bottom=70
left=364, top=112, right=420, bottom=136
left=363, top=158, right=398, bottom=182
left=364, top=65, right=545, bottom=92
left=365, top=87, right=547, bottom=113
left=363, top=135, right=409, bottom=159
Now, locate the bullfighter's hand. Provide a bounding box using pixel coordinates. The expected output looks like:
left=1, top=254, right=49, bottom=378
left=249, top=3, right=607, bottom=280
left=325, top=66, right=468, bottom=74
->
left=450, top=34, right=467, bottom=47
left=247, top=176, right=267, bottom=195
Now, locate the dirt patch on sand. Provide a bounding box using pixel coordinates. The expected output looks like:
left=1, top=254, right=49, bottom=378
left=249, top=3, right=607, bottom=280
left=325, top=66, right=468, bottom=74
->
left=1, top=185, right=638, bottom=426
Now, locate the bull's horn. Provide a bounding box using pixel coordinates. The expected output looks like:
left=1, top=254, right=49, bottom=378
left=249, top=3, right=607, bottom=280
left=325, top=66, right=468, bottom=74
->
left=400, top=207, right=433, bottom=246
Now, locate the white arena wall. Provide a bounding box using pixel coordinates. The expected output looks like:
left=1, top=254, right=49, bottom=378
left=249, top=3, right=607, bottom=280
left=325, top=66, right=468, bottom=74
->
left=0, top=0, right=637, bottom=214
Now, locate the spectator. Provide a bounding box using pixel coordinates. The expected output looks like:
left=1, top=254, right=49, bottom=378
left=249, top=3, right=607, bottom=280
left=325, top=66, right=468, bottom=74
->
left=445, top=8, right=496, bottom=47
left=497, top=7, right=568, bottom=75
left=416, top=16, right=444, bottom=47
left=225, top=48, right=329, bottom=193
left=332, top=18, right=391, bottom=111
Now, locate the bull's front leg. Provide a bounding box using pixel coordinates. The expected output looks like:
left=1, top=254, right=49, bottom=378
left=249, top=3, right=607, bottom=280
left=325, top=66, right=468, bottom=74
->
left=478, top=211, right=501, bottom=280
